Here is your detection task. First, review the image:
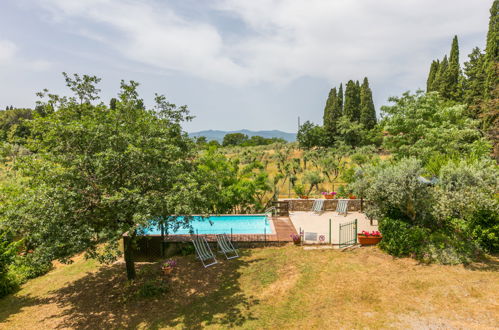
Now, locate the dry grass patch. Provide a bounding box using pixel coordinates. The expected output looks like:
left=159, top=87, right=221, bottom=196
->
left=0, top=245, right=497, bottom=329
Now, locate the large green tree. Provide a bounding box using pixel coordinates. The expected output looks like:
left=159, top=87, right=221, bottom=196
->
left=484, top=0, right=499, bottom=100
left=222, top=133, right=248, bottom=146
left=463, top=47, right=487, bottom=117
left=6, top=74, right=206, bottom=280
left=426, top=60, right=440, bottom=92
left=360, top=77, right=377, bottom=129
left=381, top=91, right=490, bottom=162
left=337, top=83, right=344, bottom=114
left=297, top=121, right=326, bottom=149
left=323, top=87, right=337, bottom=144
left=442, top=36, right=463, bottom=100
left=343, top=80, right=361, bottom=121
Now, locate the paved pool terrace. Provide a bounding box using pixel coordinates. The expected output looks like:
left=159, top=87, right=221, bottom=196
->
left=289, top=211, right=378, bottom=246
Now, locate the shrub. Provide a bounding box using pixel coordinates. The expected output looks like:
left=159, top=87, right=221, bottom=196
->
left=8, top=254, right=52, bottom=282
left=136, top=280, right=169, bottom=298
left=352, top=158, right=435, bottom=225
left=353, top=157, right=498, bottom=264
left=379, top=217, right=481, bottom=264
left=378, top=218, right=427, bottom=257
left=0, top=272, right=19, bottom=298
left=435, top=158, right=499, bottom=252
left=0, top=230, right=19, bottom=298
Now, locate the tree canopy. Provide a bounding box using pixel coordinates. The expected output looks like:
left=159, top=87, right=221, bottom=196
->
left=4, top=75, right=208, bottom=280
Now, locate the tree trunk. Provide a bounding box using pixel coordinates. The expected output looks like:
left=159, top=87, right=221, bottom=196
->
left=124, top=229, right=137, bottom=280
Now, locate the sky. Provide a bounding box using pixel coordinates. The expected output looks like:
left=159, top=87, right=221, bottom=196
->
left=0, top=0, right=492, bottom=133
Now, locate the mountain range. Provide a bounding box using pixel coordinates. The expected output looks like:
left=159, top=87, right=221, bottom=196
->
left=188, top=129, right=296, bottom=142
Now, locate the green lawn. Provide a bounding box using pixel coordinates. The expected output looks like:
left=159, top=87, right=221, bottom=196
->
left=0, top=246, right=498, bottom=329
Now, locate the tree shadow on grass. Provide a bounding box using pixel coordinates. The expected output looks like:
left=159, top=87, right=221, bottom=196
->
left=464, top=254, right=499, bottom=272
left=0, top=294, right=50, bottom=324
left=45, top=250, right=261, bottom=329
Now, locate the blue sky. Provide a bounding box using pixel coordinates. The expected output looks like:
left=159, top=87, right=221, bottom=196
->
left=0, top=0, right=491, bottom=132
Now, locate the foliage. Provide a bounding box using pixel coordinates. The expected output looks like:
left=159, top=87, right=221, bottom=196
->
left=222, top=133, right=248, bottom=146
left=0, top=229, right=20, bottom=298
left=162, top=259, right=177, bottom=269
left=293, top=184, right=305, bottom=197
left=378, top=217, right=427, bottom=257
left=463, top=47, right=487, bottom=117
left=359, top=77, right=377, bottom=129
left=135, top=280, right=169, bottom=298
left=335, top=116, right=367, bottom=147
left=297, top=121, right=326, bottom=149
left=381, top=91, right=489, bottom=162
left=196, top=147, right=272, bottom=213
left=343, top=80, right=360, bottom=121
left=434, top=158, right=499, bottom=252
left=0, top=108, right=33, bottom=142
left=353, top=158, right=435, bottom=224
left=303, top=171, right=323, bottom=195
left=2, top=74, right=207, bottom=280
left=8, top=253, right=52, bottom=283
left=353, top=156, right=499, bottom=263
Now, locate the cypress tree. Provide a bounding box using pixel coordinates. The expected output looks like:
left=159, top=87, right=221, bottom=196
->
left=445, top=35, right=463, bottom=100
left=427, top=60, right=440, bottom=92
left=344, top=80, right=361, bottom=121
left=484, top=0, right=498, bottom=99
left=337, top=83, right=343, bottom=115
left=360, top=77, right=377, bottom=129
left=463, top=47, right=486, bottom=117
left=434, top=55, right=449, bottom=96
left=323, top=88, right=337, bottom=143
left=109, top=97, right=117, bottom=110
left=355, top=81, right=361, bottom=121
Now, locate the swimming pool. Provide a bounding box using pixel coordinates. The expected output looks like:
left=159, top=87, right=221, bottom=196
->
left=142, top=215, right=272, bottom=235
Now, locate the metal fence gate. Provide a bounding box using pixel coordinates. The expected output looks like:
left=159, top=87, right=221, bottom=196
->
left=339, top=219, right=357, bottom=248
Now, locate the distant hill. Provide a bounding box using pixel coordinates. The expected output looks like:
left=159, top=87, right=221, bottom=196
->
left=188, top=129, right=296, bottom=142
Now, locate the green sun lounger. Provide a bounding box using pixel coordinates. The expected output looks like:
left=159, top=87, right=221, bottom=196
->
left=216, top=234, right=239, bottom=260
left=192, top=236, right=218, bottom=268
left=312, top=199, right=324, bottom=213
left=336, top=199, right=349, bottom=216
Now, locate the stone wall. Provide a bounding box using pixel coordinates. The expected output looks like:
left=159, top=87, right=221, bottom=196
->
left=281, top=198, right=362, bottom=212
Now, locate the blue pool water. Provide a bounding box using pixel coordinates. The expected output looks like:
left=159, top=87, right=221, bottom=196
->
left=142, top=215, right=272, bottom=235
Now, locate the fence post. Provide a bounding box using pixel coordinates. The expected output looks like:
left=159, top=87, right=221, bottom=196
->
left=231, top=228, right=233, bottom=242
left=354, top=219, right=358, bottom=244
left=338, top=223, right=341, bottom=248
left=264, top=227, right=266, bottom=246
left=160, top=222, right=165, bottom=257
left=329, top=219, right=331, bottom=245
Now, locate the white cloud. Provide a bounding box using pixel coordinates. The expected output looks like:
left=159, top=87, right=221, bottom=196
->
left=37, top=0, right=490, bottom=86
left=0, top=39, right=18, bottom=62
left=0, top=39, right=52, bottom=72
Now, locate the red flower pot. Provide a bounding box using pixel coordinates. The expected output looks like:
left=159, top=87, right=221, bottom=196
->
left=300, top=196, right=309, bottom=199
left=324, top=195, right=334, bottom=199
left=162, top=267, right=173, bottom=275
left=357, top=235, right=382, bottom=246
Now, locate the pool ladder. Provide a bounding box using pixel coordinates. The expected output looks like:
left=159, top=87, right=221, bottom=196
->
left=264, top=206, right=276, bottom=217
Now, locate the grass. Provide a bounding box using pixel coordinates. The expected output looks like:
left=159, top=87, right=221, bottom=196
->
left=0, top=246, right=498, bottom=329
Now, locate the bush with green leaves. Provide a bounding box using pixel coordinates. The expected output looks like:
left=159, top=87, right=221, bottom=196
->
left=434, top=158, right=499, bottom=252
left=351, top=158, right=435, bottom=226
left=8, top=253, right=52, bottom=283
left=0, top=230, right=19, bottom=298
left=378, top=217, right=427, bottom=257
left=352, top=156, right=498, bottom=263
